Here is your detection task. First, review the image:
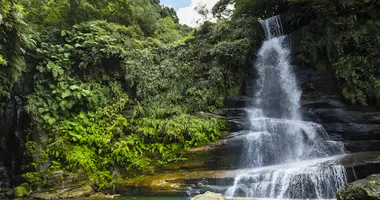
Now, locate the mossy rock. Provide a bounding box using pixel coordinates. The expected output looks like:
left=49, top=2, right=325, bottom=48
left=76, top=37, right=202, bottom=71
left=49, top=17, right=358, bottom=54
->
left=337, top=174, right=380, bottom=200
left=30, top=183, right=94, bottom=200
left=14, top=183, right=30, bottom=198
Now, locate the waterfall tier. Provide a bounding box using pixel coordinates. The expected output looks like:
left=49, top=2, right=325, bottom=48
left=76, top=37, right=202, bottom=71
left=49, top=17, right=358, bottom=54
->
left=223, top=15, right=347, bottom=199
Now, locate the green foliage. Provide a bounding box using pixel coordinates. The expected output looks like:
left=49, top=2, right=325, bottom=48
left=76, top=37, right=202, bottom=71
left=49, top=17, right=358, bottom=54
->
left=0, top=0, right=36, bottom=109
left=19, top=0, right=182, bottom=37
left=21, top=18, right=231, bottom=192
left=14, top=183, right=30, bottom=198
left=22, top=172, right=46, bottom=189
left=3, top=0, right=256, bottom=194
left=289, top=0, right=380, bottom=106
left=134, top=114, right=226, bottom=148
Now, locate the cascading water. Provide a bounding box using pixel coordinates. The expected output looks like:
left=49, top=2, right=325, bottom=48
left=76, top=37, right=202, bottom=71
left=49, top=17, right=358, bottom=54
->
left=224, top=16, right=347, bottom=199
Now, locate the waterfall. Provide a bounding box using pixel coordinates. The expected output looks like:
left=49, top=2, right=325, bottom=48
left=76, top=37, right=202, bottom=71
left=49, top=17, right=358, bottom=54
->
left=224, top=15, right=347, bottom=199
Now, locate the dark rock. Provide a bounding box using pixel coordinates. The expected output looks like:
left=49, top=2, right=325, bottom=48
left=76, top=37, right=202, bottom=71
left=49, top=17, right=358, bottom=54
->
left=227, top=120, right=250, bottom=132
left=223, top=96, right=252, bottom=109
left=302, top=95, right=346, bottom=109
left=345, top=141, right=380, bottom=153
left=321, top=123, right=380, bottom=141
left=337, top=174, right=380, bottom=200
left=298, top=68, right=340, bottom=97
left=338, top=152, right=380, bottom=182
left=161, top=131, right=251, bottom=171
left=222, top=108, right=249, bottom=121
left=0, top=167, right=12, bottom=200
left=222, top=107, right=251, bottom=133
left=297, top=67, right=380, bottom=142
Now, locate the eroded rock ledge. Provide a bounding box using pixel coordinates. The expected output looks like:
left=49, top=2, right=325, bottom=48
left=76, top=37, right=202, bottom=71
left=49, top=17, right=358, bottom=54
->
left=116, top=152, right=380, bottom=196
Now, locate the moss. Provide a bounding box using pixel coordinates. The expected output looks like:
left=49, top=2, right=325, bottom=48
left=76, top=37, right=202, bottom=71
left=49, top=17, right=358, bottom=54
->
left=337, top=174, right=380, bottom=200
left=14, top=183, right=30, bottom=198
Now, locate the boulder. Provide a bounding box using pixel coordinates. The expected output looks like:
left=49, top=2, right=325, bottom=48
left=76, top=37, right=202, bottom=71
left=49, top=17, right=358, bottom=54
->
left=191, top=191, right=226, bottom=200
left=30, top=183, right=93, bottom=200
left=338, top=151, right=380, bottom=182
left=29, top=171, right=95, bottom=200
left=337, top=174, right=380, bottom=200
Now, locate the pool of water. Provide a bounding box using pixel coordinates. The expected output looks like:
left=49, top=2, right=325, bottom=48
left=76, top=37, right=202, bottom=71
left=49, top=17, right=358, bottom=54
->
left=75, top=197, right=189, bottom=200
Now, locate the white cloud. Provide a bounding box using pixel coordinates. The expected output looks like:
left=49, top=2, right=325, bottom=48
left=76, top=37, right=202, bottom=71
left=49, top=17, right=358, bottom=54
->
left=177, top=0, right=219, bottom=27
left=163, top=4, right=173, bottom=9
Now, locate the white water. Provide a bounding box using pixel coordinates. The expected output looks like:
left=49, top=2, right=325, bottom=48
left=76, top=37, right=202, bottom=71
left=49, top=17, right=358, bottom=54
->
left=224, top=16, right=347, bottom=199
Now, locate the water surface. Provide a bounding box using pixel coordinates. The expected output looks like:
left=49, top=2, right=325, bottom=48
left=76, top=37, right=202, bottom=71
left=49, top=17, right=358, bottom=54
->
left=75, top=197, right=189, bottom=200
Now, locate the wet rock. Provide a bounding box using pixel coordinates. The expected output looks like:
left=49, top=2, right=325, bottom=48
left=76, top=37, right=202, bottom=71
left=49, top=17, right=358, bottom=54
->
left=223, top=96, right=252, bottom=109
left=161, top=131, right=251, bottom=171
left=337, top=174, right=380, bottom=200
left=118, top=152, right=380, bottom=196
left=345, top=141, right=380, bottom=153
left=116, top=170, right=237, bottom=196
left=298, top=68, right=380, bottom=142
left=338, top=152, right=380, bottom=182
left=321, top=123, right=380, bottom=141
left=222, top=108, right=249, bottom=122
left=191, top=191, right=226, bottom=200
left=227, top=120, right=250, bottom=132
left=302, top=95, right=346, bottom=109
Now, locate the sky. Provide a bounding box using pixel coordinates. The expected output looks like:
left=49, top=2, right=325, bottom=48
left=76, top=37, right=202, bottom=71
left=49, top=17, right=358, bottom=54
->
left=160, top=0, right=191, bottom=10
left=160, top=0, right=220, bottom=27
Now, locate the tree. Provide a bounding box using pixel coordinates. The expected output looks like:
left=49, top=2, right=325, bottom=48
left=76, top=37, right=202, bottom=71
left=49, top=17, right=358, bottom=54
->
left=0, top=0, right=35, bottom=109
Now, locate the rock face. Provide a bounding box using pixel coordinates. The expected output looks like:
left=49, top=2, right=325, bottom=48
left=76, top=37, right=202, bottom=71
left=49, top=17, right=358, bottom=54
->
left=29, top=170, right=94, bottom=200
left=191, top=191, right=226, bottom=200
left=298, top=68, right=380, bottom=143
left=116, top=169, right=237, bottom=196
left=116, top=152, right=380, bottom=196
left=337, top=174, right=380, bottom=200
left=0, top=95, right=27, bottom=200
left=30, top=184, right=93, bottom=200
left=0, top=167, right=12, bottom=199
left=340, top=152, right=380, bottom=182
left=0, top=77, right=33, bottom=199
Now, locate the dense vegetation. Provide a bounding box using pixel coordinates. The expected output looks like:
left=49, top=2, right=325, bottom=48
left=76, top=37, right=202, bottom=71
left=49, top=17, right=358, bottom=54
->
left=289, top=0, right=380, bottom=106
left=1, top=0, right=255, bottom=195
left=1, top=0, right=380, bottom=197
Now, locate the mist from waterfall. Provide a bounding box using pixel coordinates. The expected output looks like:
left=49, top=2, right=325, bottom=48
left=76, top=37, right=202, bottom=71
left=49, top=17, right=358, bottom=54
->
left=224, top=16, right=347, bottom=199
